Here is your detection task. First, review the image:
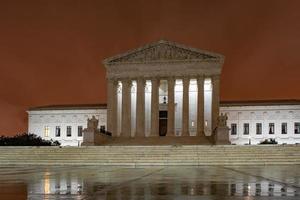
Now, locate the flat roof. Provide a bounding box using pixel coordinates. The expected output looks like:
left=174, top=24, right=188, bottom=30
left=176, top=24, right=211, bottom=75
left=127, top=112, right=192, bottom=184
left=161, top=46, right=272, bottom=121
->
left=28, top=104, right=107, bottom=111
left=28, top=99, right=300, bottom=111
left=220, top=99, right=300, bottom=107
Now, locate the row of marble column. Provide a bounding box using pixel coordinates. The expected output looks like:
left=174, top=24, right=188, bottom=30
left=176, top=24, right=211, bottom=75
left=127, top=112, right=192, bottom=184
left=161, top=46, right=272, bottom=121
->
left=107, top=76, right=220, bottom=137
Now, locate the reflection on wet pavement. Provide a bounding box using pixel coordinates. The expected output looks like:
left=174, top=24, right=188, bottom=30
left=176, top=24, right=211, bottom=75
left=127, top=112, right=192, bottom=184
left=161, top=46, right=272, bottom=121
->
left=0, top=165, right=299, bottom=199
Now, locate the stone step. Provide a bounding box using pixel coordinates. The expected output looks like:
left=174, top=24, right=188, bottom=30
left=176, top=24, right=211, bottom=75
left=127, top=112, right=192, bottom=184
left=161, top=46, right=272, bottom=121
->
left=1, top=156, right=299, bottom=160
left=1, top=156, right=297, bottom=160
left=0, top=146, right=297, bottom=149
left=0, top=145, right=299, bottom=166
left=1, top=148, right=298, bottom=151
left=1, top=150, right=298, bottom=154
left=0, top=153, right=297, bottom=157
left=1, top=154, right=298, bottom=157
left=5, top=152, right=296, bottom=155
left=0, top=154, right=299, bottom=157
left=1, top=160, right=300, bottom=166
left=1, top=155, right=299, bottom=158
left=0, top=146, right=298, bottom=149
left=1, top=159, right=298, bottom=163
left=1, top=148, right=299, bottom=152
left=2, top=160, right=299, bottom=164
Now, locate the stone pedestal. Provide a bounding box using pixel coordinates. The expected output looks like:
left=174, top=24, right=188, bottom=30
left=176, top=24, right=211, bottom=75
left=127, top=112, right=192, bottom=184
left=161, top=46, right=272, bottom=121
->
left=82, top=129, right=112, bottom=146
left=214, top=127, right=230, bottom=145
left=82, top=129, right=97, bottom=146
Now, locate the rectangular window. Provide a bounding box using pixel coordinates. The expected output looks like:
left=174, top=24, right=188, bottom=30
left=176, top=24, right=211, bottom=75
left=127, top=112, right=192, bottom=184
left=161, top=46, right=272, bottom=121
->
left=55, top=126, right=61, bottom=137
left=294, top=122, right=300, bottom=134
left=231, top=124, right=237, bottom=135
left=66, top=126, right=72, bottom=137
left=256, top=123, right=262, bottom=135
left=44, top=126, right=50, bottom=137
left=281, top=123, right=287, bottom=134
left=243, top=123, right=249, bottom=135
left=269, top=123, right=275, bottom=134
left=78, top=126, right=83, bottom=137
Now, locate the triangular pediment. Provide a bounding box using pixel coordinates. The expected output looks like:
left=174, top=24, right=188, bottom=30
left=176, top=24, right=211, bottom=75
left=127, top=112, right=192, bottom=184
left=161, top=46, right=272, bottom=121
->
left=104, top=40, right=223, bottom=65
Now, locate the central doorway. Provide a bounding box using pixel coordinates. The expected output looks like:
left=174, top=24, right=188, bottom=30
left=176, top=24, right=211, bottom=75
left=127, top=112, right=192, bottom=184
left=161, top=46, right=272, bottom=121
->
left=159, top=111, right=168, bottom=136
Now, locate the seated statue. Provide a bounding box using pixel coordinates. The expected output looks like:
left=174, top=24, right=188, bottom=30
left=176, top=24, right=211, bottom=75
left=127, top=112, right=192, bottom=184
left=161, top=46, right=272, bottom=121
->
left=217, top=113, right=228, bottom=128
left=87, top=116, right=99, bottom=131
left=213, top=113, right=230, bottom=145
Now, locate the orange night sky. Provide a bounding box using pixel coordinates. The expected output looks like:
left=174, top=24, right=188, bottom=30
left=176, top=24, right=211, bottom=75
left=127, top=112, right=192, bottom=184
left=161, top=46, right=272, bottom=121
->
left=0, top=0, right=300, bottom=135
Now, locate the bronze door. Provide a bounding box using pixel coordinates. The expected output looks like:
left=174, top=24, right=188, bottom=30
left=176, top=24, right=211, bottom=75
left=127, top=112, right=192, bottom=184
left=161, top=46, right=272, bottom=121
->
left=159, top=111, right=167, bottom=136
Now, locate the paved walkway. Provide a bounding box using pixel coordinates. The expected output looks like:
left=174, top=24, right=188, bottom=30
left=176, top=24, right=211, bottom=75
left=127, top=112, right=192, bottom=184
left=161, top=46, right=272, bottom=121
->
left=0, top=165, right=299, bottom=199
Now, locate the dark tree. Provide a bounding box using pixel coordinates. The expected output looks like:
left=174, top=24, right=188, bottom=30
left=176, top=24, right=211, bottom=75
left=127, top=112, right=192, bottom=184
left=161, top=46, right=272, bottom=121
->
left=259, top=138, right=278, bottom=145
left=0, top=133, right=60, bottom=146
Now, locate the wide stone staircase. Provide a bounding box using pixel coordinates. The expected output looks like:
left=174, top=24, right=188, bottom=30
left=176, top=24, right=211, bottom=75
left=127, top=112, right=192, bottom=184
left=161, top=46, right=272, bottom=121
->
left=0, top=145, right=299, bottom=166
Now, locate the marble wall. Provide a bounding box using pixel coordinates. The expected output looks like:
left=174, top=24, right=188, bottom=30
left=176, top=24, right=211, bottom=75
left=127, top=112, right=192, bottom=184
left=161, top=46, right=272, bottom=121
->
left=28, top=109, right=107, bottom=146
left=221, top=105, right=300, bottom=144
left=28, top=102, right=300, bottom=146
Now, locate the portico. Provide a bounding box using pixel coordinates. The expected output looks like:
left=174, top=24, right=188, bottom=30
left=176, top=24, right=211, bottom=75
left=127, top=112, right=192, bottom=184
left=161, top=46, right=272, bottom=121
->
left=104, top=40, right=224, bottom=143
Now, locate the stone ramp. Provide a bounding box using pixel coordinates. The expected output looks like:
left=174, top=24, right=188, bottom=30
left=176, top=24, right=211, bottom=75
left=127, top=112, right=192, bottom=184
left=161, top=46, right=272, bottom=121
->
left=0, top=145, right=299, bottom=166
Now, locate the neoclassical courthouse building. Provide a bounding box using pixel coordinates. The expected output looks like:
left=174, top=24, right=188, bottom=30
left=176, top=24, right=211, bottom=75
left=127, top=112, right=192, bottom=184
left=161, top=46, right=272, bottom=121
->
left=28, top=40, right=300, bottom=146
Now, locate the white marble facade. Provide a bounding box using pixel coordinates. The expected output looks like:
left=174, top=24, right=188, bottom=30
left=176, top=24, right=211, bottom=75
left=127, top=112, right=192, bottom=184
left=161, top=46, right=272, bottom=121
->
left=26, top=40, right=300, bottom=146
left=221, top=103, right=300, bottom=145
left=104, top=40, right=224, bottom=138
left=27, top=107, right=106, bottom=146
left=27, top=102, right=300, bottom=146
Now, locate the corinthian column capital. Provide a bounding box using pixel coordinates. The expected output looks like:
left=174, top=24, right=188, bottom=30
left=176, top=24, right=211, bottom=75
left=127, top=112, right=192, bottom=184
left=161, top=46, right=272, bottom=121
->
left=168, top=76, right=176, bottom=82
left=122, top=79, right=132, bottom=86
left=196, top=75, right=204, bottom=82
left=150, top=77, right=160, bottom=83
left=182, top=76, right=190, bottom=83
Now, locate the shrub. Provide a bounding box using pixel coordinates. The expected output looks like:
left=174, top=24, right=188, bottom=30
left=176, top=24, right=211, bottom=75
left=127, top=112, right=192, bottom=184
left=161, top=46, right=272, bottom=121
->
left=259, top=138, right=278, bottom=145
left=0, top=133, right=60, bottom=146
left=99, top=128, right=112, bottom=136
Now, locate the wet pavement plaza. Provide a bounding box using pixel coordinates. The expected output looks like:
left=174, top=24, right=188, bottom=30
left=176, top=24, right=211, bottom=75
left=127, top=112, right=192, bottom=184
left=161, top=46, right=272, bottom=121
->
left=0, top=165, right=300, bottom=199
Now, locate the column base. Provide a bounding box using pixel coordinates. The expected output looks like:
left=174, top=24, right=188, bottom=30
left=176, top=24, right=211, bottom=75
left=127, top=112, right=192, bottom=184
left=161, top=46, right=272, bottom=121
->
left=181, top=132, right=190, bottom=137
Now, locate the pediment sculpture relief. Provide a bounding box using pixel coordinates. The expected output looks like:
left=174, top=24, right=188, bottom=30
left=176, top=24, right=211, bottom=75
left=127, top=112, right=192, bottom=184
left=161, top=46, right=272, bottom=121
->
left=105, top=40, right=218, bottom=64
